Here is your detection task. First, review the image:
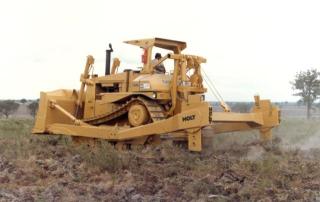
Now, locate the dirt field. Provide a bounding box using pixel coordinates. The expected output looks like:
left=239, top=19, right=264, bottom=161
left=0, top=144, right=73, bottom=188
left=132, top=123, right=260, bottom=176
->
left=0, top=118, right=319, bottom=201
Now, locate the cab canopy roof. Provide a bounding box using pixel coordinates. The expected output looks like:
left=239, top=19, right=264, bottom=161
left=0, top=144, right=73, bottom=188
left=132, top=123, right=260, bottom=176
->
left=124, top=37, right=187, bottom=53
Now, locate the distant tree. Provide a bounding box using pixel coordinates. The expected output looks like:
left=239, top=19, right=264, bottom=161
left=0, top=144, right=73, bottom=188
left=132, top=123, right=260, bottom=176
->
left=20, top=98, right=27, bottom=104
left=28, top=100, right=39, bottom=117
left=291, top=69, right=320, bottom=119
left=297, top=99, right=304, bottom=106
left=0, top=100, right=20, bottom=119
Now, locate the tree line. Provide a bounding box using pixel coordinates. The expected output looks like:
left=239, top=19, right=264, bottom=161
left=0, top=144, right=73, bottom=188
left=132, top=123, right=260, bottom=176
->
left=0, top=99, right=38, bottom=119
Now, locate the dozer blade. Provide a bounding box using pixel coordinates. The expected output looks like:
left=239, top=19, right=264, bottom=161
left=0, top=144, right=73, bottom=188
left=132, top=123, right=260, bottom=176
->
left=32, top=89, right=79, bottom=134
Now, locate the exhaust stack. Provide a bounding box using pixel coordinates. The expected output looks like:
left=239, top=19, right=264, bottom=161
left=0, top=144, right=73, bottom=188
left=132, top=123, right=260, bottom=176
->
left=105, top=43, right=113, bottom=75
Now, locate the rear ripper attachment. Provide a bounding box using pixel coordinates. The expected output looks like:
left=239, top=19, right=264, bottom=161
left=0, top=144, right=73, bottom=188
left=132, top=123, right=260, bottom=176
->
left=32, top=38, right=280, bottom=152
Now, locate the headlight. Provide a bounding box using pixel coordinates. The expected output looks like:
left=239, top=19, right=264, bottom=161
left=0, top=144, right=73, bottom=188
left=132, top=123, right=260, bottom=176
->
left=140, top=82, right=151, bottom=90
left=152, top=93, right=157, bottom=98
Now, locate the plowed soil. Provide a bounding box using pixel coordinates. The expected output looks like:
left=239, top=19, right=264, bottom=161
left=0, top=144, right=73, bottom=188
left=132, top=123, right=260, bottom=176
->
left=0, top=119, right=319, bottom=201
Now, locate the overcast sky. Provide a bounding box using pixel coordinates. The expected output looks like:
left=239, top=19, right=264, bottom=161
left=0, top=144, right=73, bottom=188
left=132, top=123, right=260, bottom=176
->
left=1, top=0, right=320, bottom=102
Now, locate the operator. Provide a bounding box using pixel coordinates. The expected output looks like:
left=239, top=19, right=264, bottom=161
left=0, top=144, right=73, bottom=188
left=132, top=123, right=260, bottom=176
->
left=151, top=53, right=166, bottom=74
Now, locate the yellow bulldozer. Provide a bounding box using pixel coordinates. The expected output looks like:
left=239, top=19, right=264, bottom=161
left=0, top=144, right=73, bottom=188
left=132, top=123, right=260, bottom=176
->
left=32, top=38, right=280, bottom=151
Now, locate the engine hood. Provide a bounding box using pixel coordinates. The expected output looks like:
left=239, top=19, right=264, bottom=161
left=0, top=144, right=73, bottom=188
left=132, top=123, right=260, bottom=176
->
left=133, top=74, right=171, bottom=92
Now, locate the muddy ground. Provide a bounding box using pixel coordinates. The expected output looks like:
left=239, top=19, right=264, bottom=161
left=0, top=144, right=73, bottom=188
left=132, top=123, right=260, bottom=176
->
left=0, top=119, right=319, bottom=201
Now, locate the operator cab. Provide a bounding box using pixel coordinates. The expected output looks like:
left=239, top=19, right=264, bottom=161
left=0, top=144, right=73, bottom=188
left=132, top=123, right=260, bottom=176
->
left=124, top=38, right=187, bottom=75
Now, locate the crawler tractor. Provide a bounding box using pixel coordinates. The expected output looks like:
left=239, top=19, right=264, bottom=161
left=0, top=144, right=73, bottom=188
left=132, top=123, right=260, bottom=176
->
left=33, top=38, right=280, bottom=151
